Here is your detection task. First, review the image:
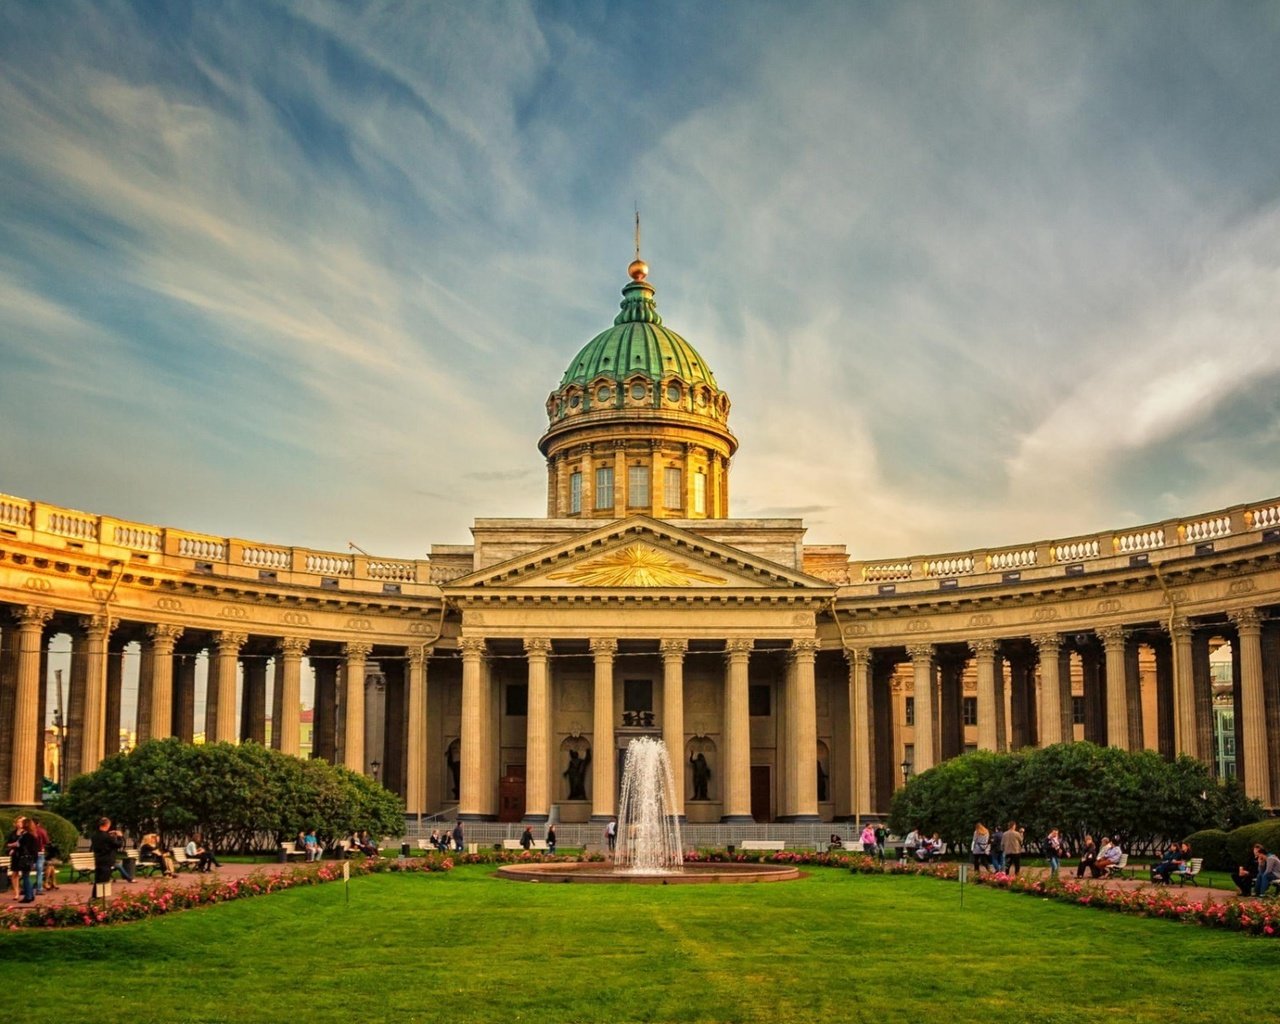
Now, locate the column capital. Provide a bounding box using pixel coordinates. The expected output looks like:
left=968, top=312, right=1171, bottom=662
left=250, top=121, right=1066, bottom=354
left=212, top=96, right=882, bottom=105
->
left=1097, top=625, right=1129, bottom=649
left=214, top=631, right=248, bottom=653
left=459, top=637, right=487, bottom=659
left=725, top=638, right=754, bottom=659
left=788, top=638, right=820, bottom=662
left=279, top=636, right=310, bottom=657
left=343, top=641, right=373, bottom=659
left=1032, top=633, right=1062, bottom=654
left=405, top=644, right=428, bottom=667
left=1229, top=607, right=1262, bottom=634
left=80, top=614, right=115, bottom=640
left=523, top=637, right=553, bottom=659
left=147, top=623, right=184, bottom=649
left=907, top=643, right=934, bottom=662
left=588, top=638, right=618, bottom=658
left=968, top=638, right=997, bottom=659
left=1170, top=616, right=1193, bottom=639
left=14, top=605, right=52, bottom=630
left=659, top=638, right=689, bottom=660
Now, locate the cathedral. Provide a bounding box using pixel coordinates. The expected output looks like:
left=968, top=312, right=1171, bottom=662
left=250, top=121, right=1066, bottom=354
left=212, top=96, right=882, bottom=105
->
left=2, top=255, right=1278, bottom=823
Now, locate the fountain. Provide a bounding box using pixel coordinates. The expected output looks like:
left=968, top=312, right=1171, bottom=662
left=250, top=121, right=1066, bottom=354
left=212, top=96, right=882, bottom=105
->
left=497, top=737, right=799, bottom=884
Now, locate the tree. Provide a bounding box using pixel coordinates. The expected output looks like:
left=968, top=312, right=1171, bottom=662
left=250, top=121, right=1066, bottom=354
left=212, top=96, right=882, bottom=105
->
left=888, top=742, right=1251, bottom=855
left=54, top=739, right=404, bottom=851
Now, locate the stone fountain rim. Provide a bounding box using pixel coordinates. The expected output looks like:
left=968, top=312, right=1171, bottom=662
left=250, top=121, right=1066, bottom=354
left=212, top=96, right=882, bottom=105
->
left=495, top=861, right=802, bottom=884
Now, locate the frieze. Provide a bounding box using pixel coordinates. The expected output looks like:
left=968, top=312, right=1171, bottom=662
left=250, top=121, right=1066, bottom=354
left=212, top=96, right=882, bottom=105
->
left=407, top=622, right=437, bottom=635
left=1095, top=599, right=1121, bottom=614
left=1031, top=608, right=1059, bottom=622
left=906, top=618, right=932, bottom=633
left=23, top=577, right=52, bottom=592
left=220, top=606, right=249, bottom=619
left=156, top=597, right=183, bottom=612
left=1227, top=579, right=1257, bottom=597
left=345, top=617, right=373, bottom=631
left=967, top=613, right=994, bottom=628
left=282, top=611, right=310, bottom=626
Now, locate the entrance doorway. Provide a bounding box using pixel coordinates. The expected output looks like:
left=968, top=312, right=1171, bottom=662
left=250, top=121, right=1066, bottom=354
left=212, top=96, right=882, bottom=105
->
left=750, top=765, right=772, bottom=822
left=499, top=764, right=526, bottom=822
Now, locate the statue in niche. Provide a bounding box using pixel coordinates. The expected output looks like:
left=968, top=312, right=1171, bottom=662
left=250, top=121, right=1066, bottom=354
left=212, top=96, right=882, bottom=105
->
left=817, top=759, right=829, bottom=803
left=446, top=746, right=460, bottom=800
left=690, top=752, right=712, bottom=801
left=564, top=747, right=592, bottom=800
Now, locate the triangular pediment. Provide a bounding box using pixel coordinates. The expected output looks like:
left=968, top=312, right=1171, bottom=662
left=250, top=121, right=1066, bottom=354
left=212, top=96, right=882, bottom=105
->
left=444, top=516, right=831, bottom=592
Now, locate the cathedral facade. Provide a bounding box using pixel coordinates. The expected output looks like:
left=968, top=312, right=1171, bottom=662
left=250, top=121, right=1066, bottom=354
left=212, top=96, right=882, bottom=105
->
left=2, top=258, right=1278, bottom=822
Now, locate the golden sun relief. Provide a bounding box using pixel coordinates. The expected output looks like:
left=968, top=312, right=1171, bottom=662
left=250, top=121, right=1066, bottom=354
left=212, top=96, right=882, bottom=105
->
left=547, top=543, right=728, bottom=587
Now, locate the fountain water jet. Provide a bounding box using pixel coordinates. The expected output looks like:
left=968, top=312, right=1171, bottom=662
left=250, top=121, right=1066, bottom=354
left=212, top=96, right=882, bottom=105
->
left=614, top=736, right=683, bottom=874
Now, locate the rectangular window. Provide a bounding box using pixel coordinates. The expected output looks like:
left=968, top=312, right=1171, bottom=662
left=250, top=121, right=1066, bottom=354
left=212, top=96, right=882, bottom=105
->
left=749, top=684, right=771, bottom=717
left=962, top=696, right=977, bottom=726
left=903, top=744, right=914, bottom=778
left=904, top=696, right=915, bottom=726
left=594, top=466, right=614, bottom=509
left=628, top=465, right=649, bottom=507
left=693, top=470, right=707, bottom=514
left=569, top=471, right=582, bottom=514
left=622, top=680, right=655, bottom=727
left=664, top=467, right=683, bottom=509
left=505, top=684, right=528, bottom=717
left=1071, top=695, right=1086, bottom=725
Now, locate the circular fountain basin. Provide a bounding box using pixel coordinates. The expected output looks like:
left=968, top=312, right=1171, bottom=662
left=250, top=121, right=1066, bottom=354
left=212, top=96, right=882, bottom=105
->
left=496, top=861, right=800, bottom=884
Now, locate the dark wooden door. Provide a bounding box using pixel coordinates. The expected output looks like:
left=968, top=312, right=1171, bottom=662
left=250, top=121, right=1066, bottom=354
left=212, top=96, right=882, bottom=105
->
left=499, top=765, right=526, bottom=822
left=750, top=765, right=772, bottom=822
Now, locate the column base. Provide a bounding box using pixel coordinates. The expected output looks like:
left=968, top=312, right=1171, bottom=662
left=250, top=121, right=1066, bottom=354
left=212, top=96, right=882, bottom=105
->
left=720, top=814, right=755, bottom=824
left=777, top=814, right=822, bottom=824
left=522, top=813, right=549, bottom=824
left=456, top=812, right=490, bottom=822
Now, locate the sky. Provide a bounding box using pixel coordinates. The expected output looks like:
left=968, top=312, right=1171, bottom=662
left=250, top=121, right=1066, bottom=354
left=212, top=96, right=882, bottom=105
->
left=2, top=0, right=1278, bottom=566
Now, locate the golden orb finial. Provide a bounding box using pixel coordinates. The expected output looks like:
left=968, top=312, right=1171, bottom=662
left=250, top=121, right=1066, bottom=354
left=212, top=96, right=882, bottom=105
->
left=628, top=258, right=648, bottom=281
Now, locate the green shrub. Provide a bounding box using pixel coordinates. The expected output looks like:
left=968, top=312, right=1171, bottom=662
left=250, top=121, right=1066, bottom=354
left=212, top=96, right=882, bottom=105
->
left=1224, top=819, right=1280, bottom=868
left=0, top=807, right=80, bottom=859
left=1182, top=828, right=1231, bottom=872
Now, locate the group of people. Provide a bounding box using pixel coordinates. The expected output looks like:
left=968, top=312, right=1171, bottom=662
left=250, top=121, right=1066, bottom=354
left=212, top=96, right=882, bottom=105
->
left=517, top=825, right=558, bottom=854
left=968, top=822, right=1029, bottom=874
left=426, top=822, right=467, bottom=852
left=5, top=814, right=55, bottom=903
left=1231, top=843, right=1280, bottom=898
left=293, top=830, right=323, bottom=862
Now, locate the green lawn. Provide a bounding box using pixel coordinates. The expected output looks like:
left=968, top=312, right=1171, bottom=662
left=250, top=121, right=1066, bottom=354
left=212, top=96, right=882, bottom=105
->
left=3, top=865, right=1277, bottom=1024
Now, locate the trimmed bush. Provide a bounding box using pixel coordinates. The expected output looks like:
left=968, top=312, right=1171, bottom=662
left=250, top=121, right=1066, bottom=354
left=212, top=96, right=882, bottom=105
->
left=0, top=807, right=80, bottom=859
left=1225, top=819, right=1280, bottom=868
left=1183, top=828, right=1231, bottom=872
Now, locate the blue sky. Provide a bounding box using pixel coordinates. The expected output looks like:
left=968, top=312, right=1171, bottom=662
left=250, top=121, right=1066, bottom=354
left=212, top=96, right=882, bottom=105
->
left=2, top=0, right=1278, bottom=562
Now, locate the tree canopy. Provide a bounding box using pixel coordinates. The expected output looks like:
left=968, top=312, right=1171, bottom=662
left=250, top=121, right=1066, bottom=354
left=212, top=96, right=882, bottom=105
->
left=887, top=742, right=1262, bottom=855
left=53, top=738, right=404, bottom=852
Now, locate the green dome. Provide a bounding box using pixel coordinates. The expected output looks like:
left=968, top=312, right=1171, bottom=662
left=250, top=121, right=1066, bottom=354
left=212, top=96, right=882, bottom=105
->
left=559, top=278, right=719, bottom=389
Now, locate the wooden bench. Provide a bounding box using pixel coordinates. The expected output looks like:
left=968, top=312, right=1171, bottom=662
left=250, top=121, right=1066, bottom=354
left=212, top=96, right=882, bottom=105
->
left=67, top=852, right=95, bottom=883
left=739, top=840, right=785, bottom=852
left=501, top=839, right=549, bottom=851
left=1099, top=852, right=1129, bottom=879
left=1173, top=857, right=1203, bottom=886
left=170, top=847, right=200, bottom=872
left=280, top=841, right=308, bottom=860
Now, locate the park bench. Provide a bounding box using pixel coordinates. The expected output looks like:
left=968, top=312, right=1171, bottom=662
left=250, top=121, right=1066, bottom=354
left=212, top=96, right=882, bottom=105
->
left=1099, top=852, right=1130, bottom=879
left=501, top=838, right=549, bottom=851
left=67, top=852, right=95, bottom=883
left=1173, top=857, right=1203, bottom=886
left=169, top=847, right=200, bottom=872
left=280, top=841, right=308, bottom=860
left=739, top=840, right=785, bottom=852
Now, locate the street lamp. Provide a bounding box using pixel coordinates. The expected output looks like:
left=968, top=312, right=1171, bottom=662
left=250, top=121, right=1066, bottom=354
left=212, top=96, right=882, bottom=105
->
left=371, top=760, right=381, bottom=783
left=900, top=759, right=912, bottom=784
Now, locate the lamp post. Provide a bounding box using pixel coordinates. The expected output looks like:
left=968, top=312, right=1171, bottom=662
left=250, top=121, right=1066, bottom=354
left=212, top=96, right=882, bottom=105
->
left=371, top=759, right=381, bottom=784
left=900, top=759, right=912, bottom=784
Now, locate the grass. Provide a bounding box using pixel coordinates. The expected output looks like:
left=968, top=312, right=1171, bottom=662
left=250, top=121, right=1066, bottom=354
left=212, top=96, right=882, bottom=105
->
left=3, top=865, right=1279, bottom=1024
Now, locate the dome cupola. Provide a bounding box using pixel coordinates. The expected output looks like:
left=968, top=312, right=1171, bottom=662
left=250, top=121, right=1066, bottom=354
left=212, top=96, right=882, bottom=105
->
left=538, top=258, right=736, bottom=522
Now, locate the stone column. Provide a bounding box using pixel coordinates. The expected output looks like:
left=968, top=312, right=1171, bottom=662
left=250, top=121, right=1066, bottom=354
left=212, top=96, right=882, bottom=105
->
left=1170, top=618, right=1198, bottom=758
left=1033, top=634, right=1064, bottom=747
left=145, top=624, right=183, bottom=742
left=78, top=616, right=113, bottom=774
left=458, top=637, right=486, bottom=819
left=938, top=653, right=964, bottom=760
left=275, top=638, right=307, bottom=755
left=65, top=624, right=91, bottom=778
left=660, top=639, right=688, bottom=815
left=342, top=642, right=372, bottom=772
left=241, top=653, right=268, bottom=744
left=847, top=649, right=874, bottom=823
left=103, top=637, right=126, bottom=756
left=523, top=638, right=552, bottom=822
left=908, top=644, right=935, bottom=772
left=313, top=658, right=338, bottom=762
left=612, top=442, right=627, bottom=518
left=1125, top=638, right=1146, bottom=751
left=786, top=639, right=820, bottom=821
left=6, top=607, right=51, bottom=804
left=1231, top=609, right=1271, bottom=806
left=403, top=646, right=428, bottom=814
left=590, top=638, right=618, bottom=820
left=970, top=640, right=998, bottom=751
left=649, top=441, right=664, bottom=517
left=208, top=632, right=246, bottom=744
left=581, top=445, right=595, bottom=514
left=722, top=638, right=753, bottom=821
left=173, top=652, right=196, bottom=744
left=1099, top=625, right=1130, bottom=750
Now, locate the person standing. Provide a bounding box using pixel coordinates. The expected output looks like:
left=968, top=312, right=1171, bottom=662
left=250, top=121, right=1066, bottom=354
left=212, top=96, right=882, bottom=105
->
left=605, top=817, right=617, bottom=855
left=451, top=820, right=464, bottom=852
left=1076, top=834, right=1099, bottom=878
left=5, top=815, right=26, bottom=900
left=859, top=823, right=876, bottom=856
left=545, top=824, right=557, bottom=856
left=1001, top=821, right=1025, bottom=876
left=90, top=817, right=118, bottom=901
left=970, top=823, right=991, bottom=873
left=873, top=823, right=887, bottom=862
left=989, top=824, right=1005, bottom=873
left=519, top=826, right=534, bottom=851
left=1045, top=828, right=1064, bottom=878
left=30, top=816, right=50, bottom=896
